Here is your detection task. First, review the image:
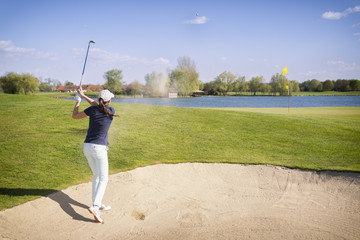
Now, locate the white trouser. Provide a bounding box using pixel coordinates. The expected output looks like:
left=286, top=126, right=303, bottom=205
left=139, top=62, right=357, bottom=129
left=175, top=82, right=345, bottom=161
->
left=83, top=143, right=109, bottom=207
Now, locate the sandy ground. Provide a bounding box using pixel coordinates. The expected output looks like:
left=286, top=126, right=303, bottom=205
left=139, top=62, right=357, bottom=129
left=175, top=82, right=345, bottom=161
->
left=1, top=163, right=360, bottom=240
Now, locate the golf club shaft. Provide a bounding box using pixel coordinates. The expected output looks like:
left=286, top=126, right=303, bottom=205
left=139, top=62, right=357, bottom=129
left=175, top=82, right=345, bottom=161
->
left=79, top=41, right=95, bottom=87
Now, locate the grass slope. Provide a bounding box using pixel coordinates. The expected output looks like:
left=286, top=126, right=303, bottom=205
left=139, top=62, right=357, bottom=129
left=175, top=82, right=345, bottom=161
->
left=1, top=93, right=359, bottom=210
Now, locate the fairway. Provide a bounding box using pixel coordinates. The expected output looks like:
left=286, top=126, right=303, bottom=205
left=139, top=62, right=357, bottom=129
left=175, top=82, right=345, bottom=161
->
left=205, top=107, right=360, bottom=120
left=0, top=93, right=360, bottom=210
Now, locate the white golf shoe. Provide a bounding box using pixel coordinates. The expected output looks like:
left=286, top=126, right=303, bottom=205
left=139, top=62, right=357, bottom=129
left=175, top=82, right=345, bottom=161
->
left=88, top=206, right=103, bottom=223
left=99, top=204, right=111, bottom=211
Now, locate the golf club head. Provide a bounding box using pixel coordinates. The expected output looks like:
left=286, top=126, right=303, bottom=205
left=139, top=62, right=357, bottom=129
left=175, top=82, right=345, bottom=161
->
left=89, top=40, right=95, bottom=44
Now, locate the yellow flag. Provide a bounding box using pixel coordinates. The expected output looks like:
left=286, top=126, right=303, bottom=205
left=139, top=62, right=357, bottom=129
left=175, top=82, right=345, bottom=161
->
left=281, top=66, right=288, bottom=75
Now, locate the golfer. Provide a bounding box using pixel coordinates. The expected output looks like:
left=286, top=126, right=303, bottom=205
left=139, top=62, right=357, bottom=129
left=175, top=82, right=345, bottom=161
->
left=72, top=88, right=117, bottom=223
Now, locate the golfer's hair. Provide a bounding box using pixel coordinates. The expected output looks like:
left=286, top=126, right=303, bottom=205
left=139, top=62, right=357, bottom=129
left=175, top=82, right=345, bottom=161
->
left=98, top=98, right=119, bottom=117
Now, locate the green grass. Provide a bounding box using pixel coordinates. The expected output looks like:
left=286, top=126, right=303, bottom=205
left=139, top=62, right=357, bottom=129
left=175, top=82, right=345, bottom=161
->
left=206, top=107, right=360, bottom=120
left=226, top=92, right=275, bottom=96
left=1, top=93, right=359, bottom=210
left=292, top=91, right=360, bottom=96
left=35, top=91, right=100, bottom=98
left=227, top=91, right=360, bottom=96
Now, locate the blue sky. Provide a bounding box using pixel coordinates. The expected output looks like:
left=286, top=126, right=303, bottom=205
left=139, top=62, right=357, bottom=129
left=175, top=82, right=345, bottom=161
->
left=1, top=0, right=359, bottom=85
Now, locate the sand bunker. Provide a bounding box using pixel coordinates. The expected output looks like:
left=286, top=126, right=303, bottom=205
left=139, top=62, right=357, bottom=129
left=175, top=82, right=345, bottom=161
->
left=1, top=163, right=359, bottom=239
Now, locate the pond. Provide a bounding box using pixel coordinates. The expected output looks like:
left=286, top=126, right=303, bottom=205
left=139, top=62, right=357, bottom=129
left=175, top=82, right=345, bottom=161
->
left=110, top=95, right=360, bottom=108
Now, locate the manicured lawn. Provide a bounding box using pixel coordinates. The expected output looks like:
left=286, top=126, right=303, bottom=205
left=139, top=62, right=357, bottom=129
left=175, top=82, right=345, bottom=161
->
left=292, top=91, right=360, bottom=96
left=1, top=93, right=359, bottom=210
left=227, top=91, right=360, bottom=96
left=206, top=107, right=360, bottom=120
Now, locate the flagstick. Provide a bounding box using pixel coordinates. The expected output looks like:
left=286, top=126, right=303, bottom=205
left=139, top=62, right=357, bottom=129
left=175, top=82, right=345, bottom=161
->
left=281, top=67, right=289, bottom=113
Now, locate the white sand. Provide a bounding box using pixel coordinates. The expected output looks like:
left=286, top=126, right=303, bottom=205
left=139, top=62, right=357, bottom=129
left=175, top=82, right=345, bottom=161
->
left=1, top=163, right=359, bottom=240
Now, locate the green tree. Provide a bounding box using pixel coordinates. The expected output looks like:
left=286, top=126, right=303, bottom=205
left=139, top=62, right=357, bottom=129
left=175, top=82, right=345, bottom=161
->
left=317, top=82, right=323, bottom=92
left=130, top=80, right=143, bottom=96
left=213, top=77, right=227, bottom=96
left=299, top=80, right=311, bottom=92
left=170, top=56, right=200, bottom=96
left=214, top=71, right=236, bottom=95
left=349, top=79, right=360, bottom=91
left=334, top=79, right=351, bottom=92
left=249, top=76, right=264, bottom=95
left=289, top=80, right=300, bottom=93
left=103, top=69, right=123, bottom=94
left=39, top=82, right=51, bottom=92
left=270, top=73, right=287, bottom=95
left=170, top=69, right=187, bottom=96
left=309, top=79, right=321, bottom=92
left=259, top=83, right=271, bottom=95
left=322, top=80, right=334, bottom=91
left=199, top=80, right=204, bottom=91
left=203, top=81, right=216, bottom=95
left=65, top=81, right=75, bottom=86
left=39, top=78, right=61, bottom=92
left=233, top=76, right=247, bottom=94
left=0, top=72, right=39, bottom=94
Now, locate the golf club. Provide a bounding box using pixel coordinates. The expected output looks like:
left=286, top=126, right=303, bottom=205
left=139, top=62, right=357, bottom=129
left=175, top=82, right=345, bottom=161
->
left=79, top=40, right=95, bottom=87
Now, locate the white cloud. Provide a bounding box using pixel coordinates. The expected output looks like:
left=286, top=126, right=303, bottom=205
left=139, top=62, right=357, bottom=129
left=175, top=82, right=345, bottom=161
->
left=327, top=60, right=359, bottom=71
left=322, top=11, right=343, bottom=20
left=152, top=57, right=170, bottom=65
left=347, top=6, right=360, bottom=13
left=72, top=47, right=171, bottom=66
left=327, top=60, right=345, bottom=65
left=249, top=58, right=255, bottom=62
left=304, top=70, right=337, bottom=77
left=300, top=60, right=360, bottom=80
left=342, top=62, right=358, bottom=71
left=0, top=40, right=34, bottom=53
left=322, top=5, right=360, bottom=20
left=184, top=16, right=209, bottom=24
left=353, top=33, right=360, bottom=41
left=0, top=40, right=57, bottom=60
left=353, top=22, right=360, bottom=28
left=220, top=56, right=227, bottom=61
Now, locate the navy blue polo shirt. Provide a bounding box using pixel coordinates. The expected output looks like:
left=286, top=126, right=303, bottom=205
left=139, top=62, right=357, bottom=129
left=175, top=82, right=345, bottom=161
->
left=84, top=106, right=114, bottom=146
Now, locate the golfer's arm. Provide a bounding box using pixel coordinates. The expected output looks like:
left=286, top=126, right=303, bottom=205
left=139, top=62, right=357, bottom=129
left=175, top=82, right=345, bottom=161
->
left=72, top=102, right=87, bottom=119
left=82, top=94, right=98, bottom=106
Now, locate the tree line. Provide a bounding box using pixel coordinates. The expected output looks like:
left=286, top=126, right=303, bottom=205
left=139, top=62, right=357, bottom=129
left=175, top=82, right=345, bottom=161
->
left=104, top=57, right=360, bottom=96
left=0, top=72, right=39, bottom=94
left=299, top=79, right=360, bottom=92
left=1, top=56, right=359, bottom=96
left=202, top=75, right=360, bottom=96
left=99, top=56, right=201, bottom=97
left=203, top=72, right=301, bottom=96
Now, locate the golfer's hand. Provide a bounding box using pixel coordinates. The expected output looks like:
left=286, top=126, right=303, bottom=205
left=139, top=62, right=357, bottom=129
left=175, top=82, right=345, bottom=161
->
left=75, top=92, right=82, bottom=103
left=77, top=88, right=85, bottom=97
